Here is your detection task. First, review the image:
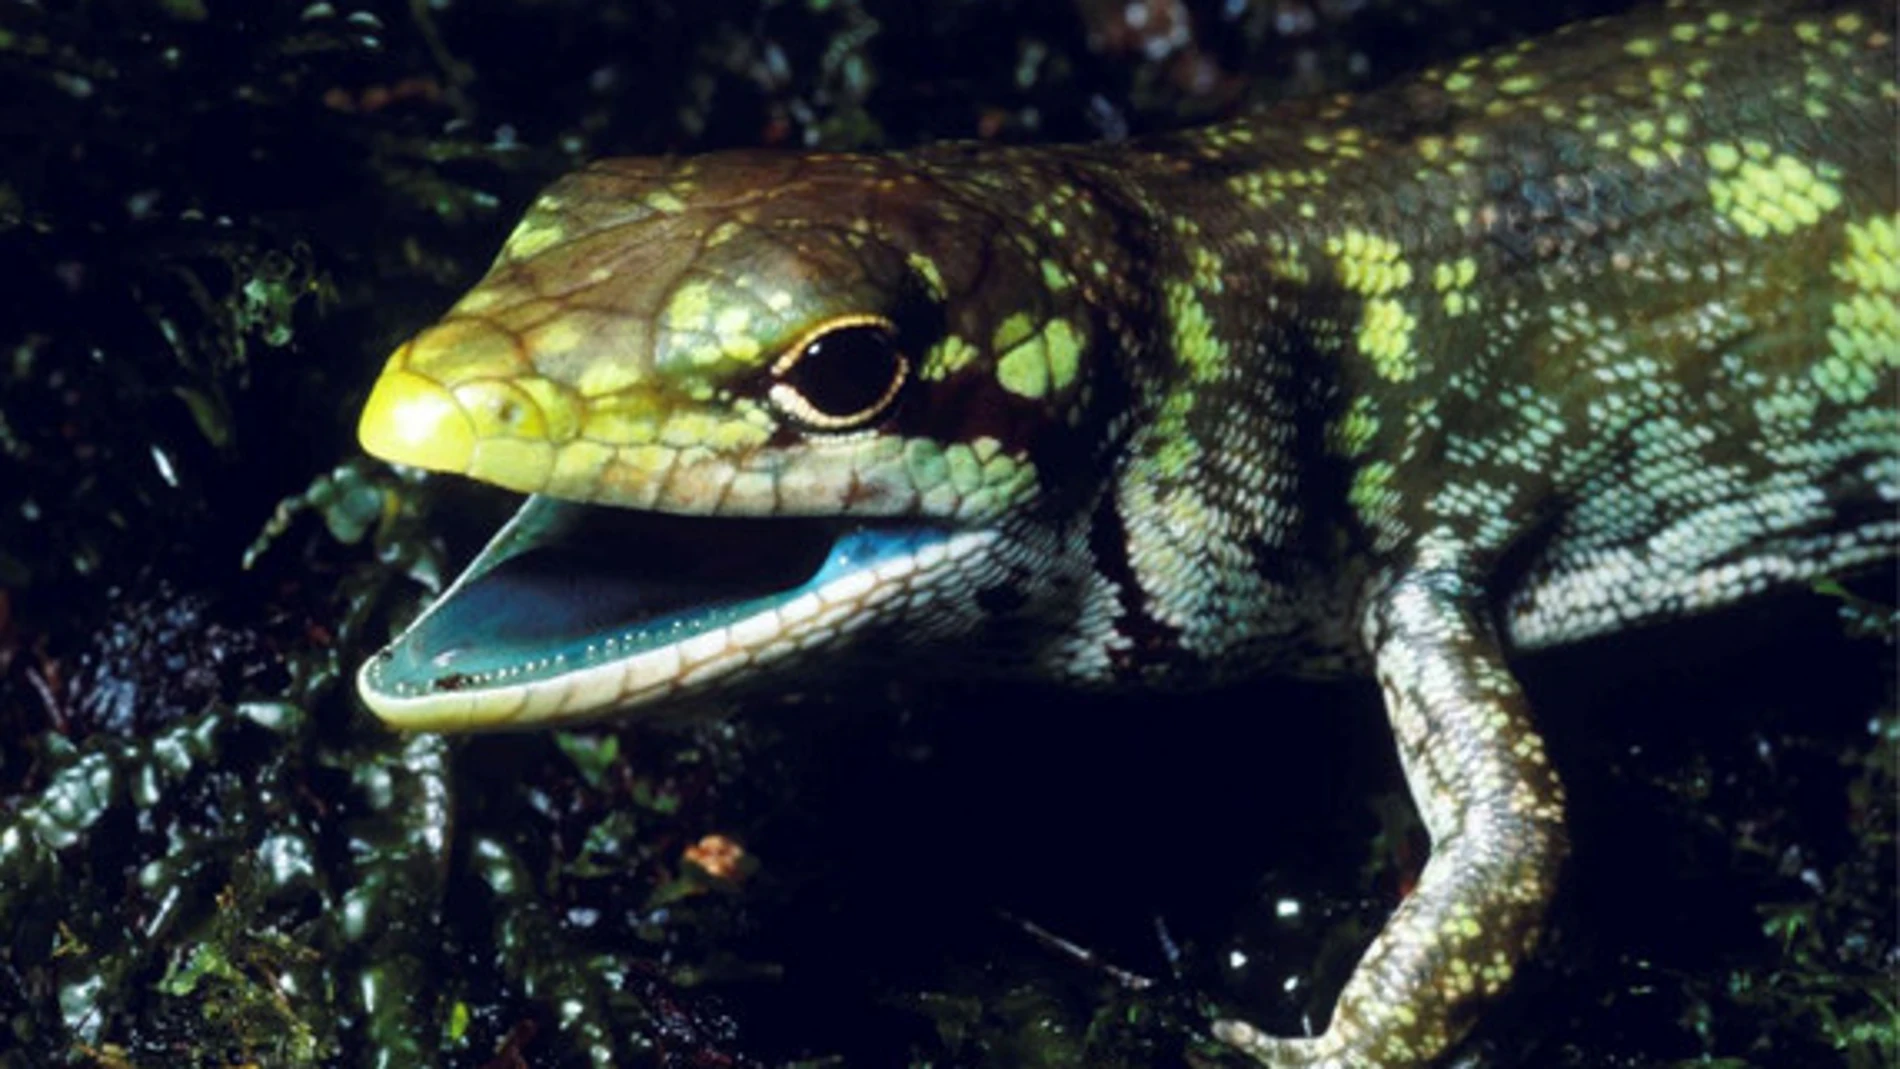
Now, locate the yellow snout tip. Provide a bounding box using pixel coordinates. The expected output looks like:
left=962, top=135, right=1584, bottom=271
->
left=358, top=364, right=477, bottom=475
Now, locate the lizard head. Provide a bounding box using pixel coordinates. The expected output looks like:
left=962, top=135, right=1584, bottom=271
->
left=357, top=151, right=1139, bottom=729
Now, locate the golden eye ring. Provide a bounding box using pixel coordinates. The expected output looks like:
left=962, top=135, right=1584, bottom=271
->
left=767, top=314, right=910, bottom=432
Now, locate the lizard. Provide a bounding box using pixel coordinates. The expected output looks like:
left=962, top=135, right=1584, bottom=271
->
left=349, top=1, right=1900, bottom=1065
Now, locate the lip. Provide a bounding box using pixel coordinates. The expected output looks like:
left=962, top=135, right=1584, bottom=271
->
left=357, top=494, right=984, bottom=731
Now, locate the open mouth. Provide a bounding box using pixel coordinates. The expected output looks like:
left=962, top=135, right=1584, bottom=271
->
left=358, top=495, right=986, bottom=731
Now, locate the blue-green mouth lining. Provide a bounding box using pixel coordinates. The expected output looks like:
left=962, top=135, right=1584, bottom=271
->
left=366, top=494, right=953, bottom=697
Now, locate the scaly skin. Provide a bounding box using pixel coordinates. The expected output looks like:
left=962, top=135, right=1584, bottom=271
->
left=353, top=2, right=1899, bottom=1065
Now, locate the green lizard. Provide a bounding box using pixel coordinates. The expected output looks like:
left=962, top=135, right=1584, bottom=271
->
left=351, top=1, right=1899, bottom=1064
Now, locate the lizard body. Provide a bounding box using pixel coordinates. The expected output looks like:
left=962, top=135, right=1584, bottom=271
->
left=354, top=2, right=1899, bottom=1064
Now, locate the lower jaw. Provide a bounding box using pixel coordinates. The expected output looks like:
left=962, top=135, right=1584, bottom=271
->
left=357, top=494, right=983, bottom=731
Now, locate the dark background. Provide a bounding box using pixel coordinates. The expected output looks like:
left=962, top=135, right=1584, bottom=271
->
left=0, top=1, right=1891, bottom=1066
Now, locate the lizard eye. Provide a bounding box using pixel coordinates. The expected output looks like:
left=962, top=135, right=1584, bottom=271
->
left=768, top=315, right=909, bottom=432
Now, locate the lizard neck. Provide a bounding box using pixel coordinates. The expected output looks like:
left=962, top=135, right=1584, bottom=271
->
left=1098, top=149, right=1366, bottom=683
left=897, top=139, right=1361, bottom=685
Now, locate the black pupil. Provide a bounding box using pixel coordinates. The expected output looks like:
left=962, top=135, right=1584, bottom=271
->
left=787, top=325, right=901, bottom=419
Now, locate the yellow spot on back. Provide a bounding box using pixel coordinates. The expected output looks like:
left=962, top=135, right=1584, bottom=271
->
left=1358, top=297, right=1419, bottom=382
left=1328, top=395, right=1381, bottom=457
left=1835, top=215, right=1900, bottom=292
left=1709, top=153, right=1844, bottom=238
left=1349, top=460, right=1399, bottom=526
left=1165, top=281, right=1227, bottom=380
left=1815, top=214, right=1900, bottom=403
left=1327, top=229, right=1414, bottom=296
left=1192, top=246, right=1225, bottom=291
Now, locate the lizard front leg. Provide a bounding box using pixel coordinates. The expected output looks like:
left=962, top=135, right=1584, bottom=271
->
left=1218, top=567, right=1568, bottom=1068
